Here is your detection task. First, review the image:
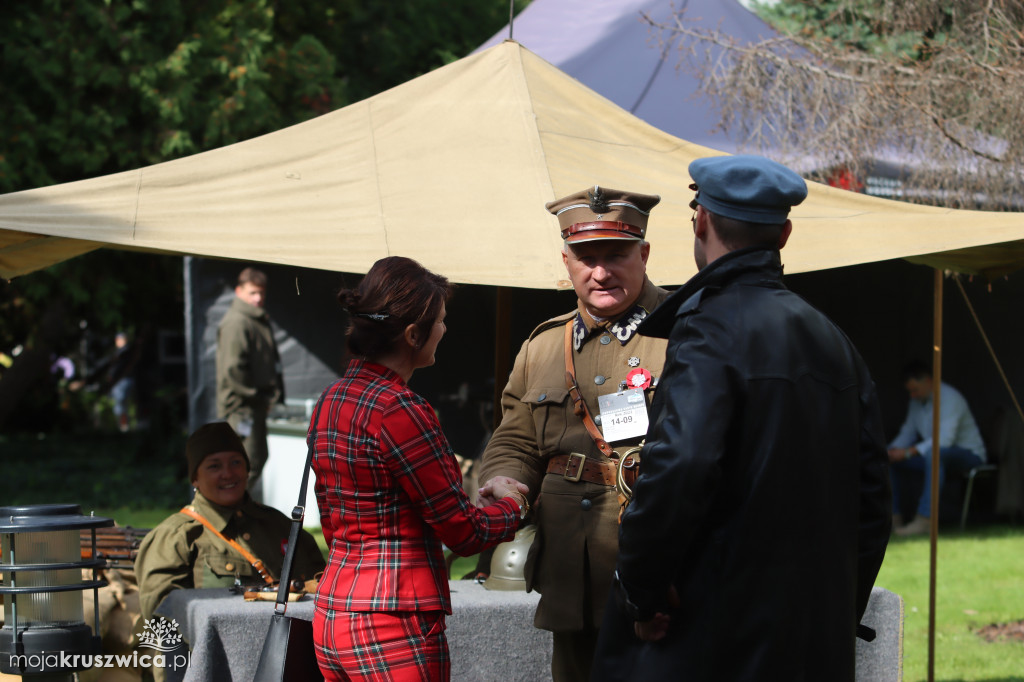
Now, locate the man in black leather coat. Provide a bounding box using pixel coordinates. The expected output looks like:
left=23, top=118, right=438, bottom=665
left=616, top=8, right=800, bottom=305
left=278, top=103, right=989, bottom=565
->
left=593, top=155, right=892, bottom=681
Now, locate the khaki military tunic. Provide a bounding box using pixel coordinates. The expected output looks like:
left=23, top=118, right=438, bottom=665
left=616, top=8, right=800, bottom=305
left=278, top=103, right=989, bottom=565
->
left=215, top=296, right=284, bottom=420
left=135, top=491, right=325, bottom=621
left=479, top=279, right=668, bottom=632
left=216, top=296, right=284, bottom=492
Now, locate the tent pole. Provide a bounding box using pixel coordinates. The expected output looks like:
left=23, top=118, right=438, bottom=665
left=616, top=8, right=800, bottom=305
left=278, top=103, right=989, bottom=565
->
left=493, top=287, right=511, bottom=430
left=928, top=268, right=943, bottom=682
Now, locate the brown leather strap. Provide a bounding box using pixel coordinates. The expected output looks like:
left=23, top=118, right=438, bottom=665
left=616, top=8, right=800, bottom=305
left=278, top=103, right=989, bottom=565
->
left=547, top=453, right=617, bottom=486
left=180, top=506, right=275, bottom=585
left=564, top=320, right=613, bottom=457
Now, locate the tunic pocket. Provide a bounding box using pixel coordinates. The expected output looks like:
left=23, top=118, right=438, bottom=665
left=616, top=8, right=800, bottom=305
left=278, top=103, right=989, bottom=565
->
left=199, top=551, right=254, bottom=588
left=521, top=387, right=570, bottom=451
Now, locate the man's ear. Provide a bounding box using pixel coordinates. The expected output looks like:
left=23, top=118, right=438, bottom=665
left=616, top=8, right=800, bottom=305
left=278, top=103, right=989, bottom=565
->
left=777, top=220, right=793, bottom=251
left=693, top=208, right=709, bottom=240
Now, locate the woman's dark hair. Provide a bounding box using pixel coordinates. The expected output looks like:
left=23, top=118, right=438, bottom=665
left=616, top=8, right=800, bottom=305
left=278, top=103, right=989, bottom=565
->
left=339, top=256, right=454, bottom=358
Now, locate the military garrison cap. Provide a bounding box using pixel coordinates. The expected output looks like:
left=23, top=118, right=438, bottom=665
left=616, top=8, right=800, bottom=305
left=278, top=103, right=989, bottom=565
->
left=187, top=421, right=250, bottom=481
left=688, top=155, right=807, bottom=225
left=546, top=186, right=661, bottom=243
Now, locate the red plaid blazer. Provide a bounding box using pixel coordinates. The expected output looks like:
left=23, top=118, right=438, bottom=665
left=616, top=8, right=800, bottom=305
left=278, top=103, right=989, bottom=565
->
left=309, top=360, right=520, bottom=613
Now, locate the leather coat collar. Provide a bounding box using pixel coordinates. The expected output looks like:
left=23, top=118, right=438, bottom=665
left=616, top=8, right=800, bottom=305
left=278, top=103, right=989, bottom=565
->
left=639, top=248, right=785, bottom=339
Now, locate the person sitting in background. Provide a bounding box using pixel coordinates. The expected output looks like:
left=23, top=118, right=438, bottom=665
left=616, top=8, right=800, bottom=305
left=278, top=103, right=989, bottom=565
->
left=888, top=360, right=987, bottom=535
left=309, top=256, right=529, bottom=682
left=135, top=421, right=325, bottom=635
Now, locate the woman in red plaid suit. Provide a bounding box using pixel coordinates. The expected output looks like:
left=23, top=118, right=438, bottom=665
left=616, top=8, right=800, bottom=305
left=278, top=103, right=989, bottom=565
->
left=309, top=257, right=530, bottom=681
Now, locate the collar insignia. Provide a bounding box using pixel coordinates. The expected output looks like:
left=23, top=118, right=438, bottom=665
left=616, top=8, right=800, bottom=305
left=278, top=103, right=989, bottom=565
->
left=573, top=305, right=649, bottom=352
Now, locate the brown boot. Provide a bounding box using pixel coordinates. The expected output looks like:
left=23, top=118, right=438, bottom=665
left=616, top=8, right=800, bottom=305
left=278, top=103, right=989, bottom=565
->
left=895, top=516, right=930, bottom=536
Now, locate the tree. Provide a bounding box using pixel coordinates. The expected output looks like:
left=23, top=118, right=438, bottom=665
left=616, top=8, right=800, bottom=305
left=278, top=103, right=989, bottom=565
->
left=0, top=0, right=528, bottom=431
left=645, top=0, right=1024, bottom=209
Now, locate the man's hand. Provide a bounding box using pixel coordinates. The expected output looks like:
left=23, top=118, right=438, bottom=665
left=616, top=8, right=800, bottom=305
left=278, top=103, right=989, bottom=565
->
left=633, top=585, right=680, bottom=642
left=634, top=612, right=671, bottom=642
left=477, top=476, right=530, bottom=507
left=888, top=447, right=907, bottom=462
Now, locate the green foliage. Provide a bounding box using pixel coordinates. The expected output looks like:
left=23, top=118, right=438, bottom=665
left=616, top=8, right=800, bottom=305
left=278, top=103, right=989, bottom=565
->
left=877, top=526, right=1024, bottom=680
left=752, top=0, right=950, bottom=63
left=274, top=1, right=531, bottom=103
left=0, top=0, right=527, bottom=433
left=0, top=0, right=528, bottom=194
left=0, top=250, right=182, bottom=434
left=0, top=0, right=348, bottom=193
left=0, top=429, right=190, bottom=510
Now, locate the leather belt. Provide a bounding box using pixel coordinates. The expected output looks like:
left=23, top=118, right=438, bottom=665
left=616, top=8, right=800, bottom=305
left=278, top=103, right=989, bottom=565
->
left=547, top=453, right=617, bottom=486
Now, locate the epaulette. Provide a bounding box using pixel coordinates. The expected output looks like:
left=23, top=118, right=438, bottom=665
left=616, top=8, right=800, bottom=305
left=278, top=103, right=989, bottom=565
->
left=527, top=310, right=576, bottom=341
left=150, top=511, right=196, bottom=534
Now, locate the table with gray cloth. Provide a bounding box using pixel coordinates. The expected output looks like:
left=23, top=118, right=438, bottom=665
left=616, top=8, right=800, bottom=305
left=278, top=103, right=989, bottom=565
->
left=156, top=583, right=902, bottom=681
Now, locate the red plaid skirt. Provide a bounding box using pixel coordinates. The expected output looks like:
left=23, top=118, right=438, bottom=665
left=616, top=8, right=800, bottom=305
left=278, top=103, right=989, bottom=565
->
left=313, top=606, right=450, bottom=681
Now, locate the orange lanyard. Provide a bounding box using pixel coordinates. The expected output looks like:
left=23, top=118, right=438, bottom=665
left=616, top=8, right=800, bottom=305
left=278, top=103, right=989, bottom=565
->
left=179, top=506, right=275, bottom=585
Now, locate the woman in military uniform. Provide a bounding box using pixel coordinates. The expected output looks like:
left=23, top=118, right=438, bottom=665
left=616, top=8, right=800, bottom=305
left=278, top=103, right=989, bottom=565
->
left=135, top=421, right=326, bottom=623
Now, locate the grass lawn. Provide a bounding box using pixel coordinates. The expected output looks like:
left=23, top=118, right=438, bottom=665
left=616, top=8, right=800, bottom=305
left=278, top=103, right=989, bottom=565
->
left=876, top=525, right=1024, bottom=682
left=100, top=507, right=1024, bottom=680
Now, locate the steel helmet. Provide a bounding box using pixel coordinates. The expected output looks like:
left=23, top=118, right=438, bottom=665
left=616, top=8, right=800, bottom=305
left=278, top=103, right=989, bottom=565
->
left=483, top=524, right=536, bottom=591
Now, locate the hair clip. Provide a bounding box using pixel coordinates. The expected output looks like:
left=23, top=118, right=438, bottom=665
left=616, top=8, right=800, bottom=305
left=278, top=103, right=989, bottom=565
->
left=355, top=312, right=390, bottom=321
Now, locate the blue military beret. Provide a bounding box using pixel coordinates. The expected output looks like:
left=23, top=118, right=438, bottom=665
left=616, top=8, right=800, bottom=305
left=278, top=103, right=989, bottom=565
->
left=688, top=155, right=808, bottom=225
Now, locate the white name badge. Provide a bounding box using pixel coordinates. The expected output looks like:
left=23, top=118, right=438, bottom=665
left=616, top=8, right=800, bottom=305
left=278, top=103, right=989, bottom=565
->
left=598, top=388, right=649, bottom=443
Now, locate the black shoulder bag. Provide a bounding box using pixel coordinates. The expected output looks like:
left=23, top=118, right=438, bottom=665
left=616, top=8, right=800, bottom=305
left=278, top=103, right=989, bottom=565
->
left=252, top=401, right=325, bottom=682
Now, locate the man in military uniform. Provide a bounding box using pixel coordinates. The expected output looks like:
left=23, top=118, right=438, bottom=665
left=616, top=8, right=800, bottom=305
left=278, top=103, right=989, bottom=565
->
left=477, top=186, right=669, bottom=681
left=216, top=266, right=284, bottom=502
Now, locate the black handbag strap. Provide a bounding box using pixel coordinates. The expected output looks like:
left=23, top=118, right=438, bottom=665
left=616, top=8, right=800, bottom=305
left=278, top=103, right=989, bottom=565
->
left=273, top=397, right=325, bottom=613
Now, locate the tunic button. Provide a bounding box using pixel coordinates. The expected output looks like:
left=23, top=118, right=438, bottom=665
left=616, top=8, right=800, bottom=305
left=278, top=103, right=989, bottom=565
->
left=236, top=510, right=244, bottom=518
left=581, top=499, right=592, bottom=511
left=224, top=562, right=235, bottom=572
left=539, top=393, right=547, bottom=401
left=600, top=335, right=612, bottom=345
left=243, top=533, right=251, bottom=541
left=594, top=414, right=602, bottom=425
left=594, top=375, right=606, bottom=385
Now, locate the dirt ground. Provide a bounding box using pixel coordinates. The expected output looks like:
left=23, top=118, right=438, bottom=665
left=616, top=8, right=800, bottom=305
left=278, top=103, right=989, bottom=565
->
left=976, top=619, right=1024, bottom=643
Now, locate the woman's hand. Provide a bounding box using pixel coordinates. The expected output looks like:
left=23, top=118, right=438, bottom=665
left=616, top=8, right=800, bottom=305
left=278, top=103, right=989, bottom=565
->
left=477, top=476, right=529, bottom=506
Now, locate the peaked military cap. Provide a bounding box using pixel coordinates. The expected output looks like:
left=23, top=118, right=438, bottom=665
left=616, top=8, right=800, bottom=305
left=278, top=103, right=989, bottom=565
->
left=688, top=155, right=808, bottom=225
left=546, top=186, right=661, bottom=243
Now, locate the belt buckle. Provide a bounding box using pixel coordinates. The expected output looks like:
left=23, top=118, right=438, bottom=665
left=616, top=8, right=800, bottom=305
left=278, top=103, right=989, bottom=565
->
left=564, top=452, right=586, bottom=482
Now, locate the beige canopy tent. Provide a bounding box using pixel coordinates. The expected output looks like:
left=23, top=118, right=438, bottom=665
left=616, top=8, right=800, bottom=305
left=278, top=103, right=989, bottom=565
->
left=3, top=40, right=1024, bottom=284
left=2, top=40, right=1022, bottom=682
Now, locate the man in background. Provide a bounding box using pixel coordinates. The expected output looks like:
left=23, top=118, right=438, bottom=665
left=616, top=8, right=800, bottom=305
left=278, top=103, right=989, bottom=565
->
left=888, top=360, right=987, bottom=535
left=216, top=266, right=284, bottom=502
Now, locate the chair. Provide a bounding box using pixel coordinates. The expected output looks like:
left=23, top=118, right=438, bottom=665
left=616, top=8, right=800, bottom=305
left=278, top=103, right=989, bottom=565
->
left=959, top=463, right=999, bottom=530
left=959, top=406, right=1018, bottom=530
